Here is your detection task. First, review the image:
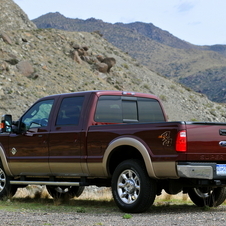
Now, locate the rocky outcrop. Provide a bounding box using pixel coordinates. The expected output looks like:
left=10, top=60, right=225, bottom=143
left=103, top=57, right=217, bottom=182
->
left=96, top=56, right=116, bottom=73
left=16, top=60, right=34, bottom=77
left=70, top=43, right=116, bottom=72
left=0, top=33, right=13, bottom=45
left=96, top=62, right=109, bottom=73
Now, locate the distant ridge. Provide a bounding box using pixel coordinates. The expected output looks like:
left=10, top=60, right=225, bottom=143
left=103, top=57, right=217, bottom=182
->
left=33, top=12, right=226, bottom=103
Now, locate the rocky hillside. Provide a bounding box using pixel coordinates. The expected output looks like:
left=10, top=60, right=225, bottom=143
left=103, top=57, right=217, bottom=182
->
left=0, top=0, right=36, bottom=31
left=0, top=0, right=226, bottom=123
left=33, top=12, right=226, bottom=103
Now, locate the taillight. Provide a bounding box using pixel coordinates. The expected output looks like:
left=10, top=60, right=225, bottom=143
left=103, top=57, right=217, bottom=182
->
left=176, top=130, right=187, bottom=152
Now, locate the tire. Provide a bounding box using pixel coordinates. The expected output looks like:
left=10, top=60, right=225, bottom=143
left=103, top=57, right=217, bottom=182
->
left=46, top=185, right=85, bottom=199
left=111, top=159, right=156, bottom=213
left=188, top=187, right=226, bottom=207
left=0, top=165, right=17, bottom=198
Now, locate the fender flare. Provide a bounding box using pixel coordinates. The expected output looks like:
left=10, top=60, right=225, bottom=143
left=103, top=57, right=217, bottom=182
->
left=102, top=137, right=158, bottom=178
left=0, top=145, right=13, bottom=176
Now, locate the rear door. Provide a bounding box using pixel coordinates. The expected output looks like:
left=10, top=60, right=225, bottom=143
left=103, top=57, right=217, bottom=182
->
left=48, top=93, right=87, bottom=176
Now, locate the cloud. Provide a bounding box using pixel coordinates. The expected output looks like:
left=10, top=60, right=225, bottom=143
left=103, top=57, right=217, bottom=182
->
left=177, top=2, right=194, bottom=13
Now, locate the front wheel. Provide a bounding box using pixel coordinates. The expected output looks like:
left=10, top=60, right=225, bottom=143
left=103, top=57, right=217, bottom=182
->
left=0, top=165, right=17, bottom=198
left=188, top=187, right=226, bottom=207
left=46, top=185, right=85, bottom=199
left=111, top=159, right=156, bottom=213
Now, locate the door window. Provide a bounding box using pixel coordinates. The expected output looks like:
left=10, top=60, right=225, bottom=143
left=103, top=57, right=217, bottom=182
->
left=20, top=99, right=54, bottom=132
left=55, top=96, right=84, bottom=126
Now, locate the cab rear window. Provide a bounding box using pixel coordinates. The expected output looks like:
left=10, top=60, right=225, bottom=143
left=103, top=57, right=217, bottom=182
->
left=94, top=95, right=165, bottom=123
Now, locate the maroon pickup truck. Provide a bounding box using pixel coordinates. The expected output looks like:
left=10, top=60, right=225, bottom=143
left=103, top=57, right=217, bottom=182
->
left=1, top=90, right=226, bottom=213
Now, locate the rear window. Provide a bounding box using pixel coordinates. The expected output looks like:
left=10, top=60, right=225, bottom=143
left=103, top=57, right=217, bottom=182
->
left=56, top=96, right=84, bottom=126
left=94, top=96, right=122, bottom=123
left=94, top=95, right=165, bottom=123
left=138, top=98, right=165, bottom=122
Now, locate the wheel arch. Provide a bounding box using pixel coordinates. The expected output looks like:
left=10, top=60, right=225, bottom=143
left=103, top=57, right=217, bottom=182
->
left=0, top=145, right=13, bottom=176
left=102, top=137, right=157, bottom=178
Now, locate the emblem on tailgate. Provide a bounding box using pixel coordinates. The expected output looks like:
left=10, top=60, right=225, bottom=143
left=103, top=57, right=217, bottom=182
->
left=158, top=131, right=172, bottom=146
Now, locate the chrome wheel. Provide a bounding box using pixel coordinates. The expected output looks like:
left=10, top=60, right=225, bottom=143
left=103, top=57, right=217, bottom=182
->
left=117, top=169, right=140, bottom=204
left=188, top=187, right=226, bottom=207
left=112, top=159, right=156, bottom=213
left=0, top=165, right=17, bottom=198
left=194, top=188, right=211, bottom=198
left=0, top=168, right=6, bottom=192
left=46, top=185, right=85, bottom=199
left=55, top=186, right=70, bottom=194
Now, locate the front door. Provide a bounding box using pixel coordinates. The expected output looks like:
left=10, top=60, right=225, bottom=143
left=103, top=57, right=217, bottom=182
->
left=8, top=99, right=54, bottom=175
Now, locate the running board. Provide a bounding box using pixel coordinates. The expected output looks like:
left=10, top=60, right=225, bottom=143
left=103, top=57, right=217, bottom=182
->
left=10, top=181, right=80, bottom=186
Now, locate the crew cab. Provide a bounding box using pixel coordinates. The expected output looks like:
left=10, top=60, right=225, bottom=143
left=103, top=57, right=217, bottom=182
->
left=1, top=90, right=226, bottom=213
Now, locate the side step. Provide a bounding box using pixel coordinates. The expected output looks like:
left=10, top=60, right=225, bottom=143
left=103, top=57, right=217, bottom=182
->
left=10, top=181, right=80, bottom=186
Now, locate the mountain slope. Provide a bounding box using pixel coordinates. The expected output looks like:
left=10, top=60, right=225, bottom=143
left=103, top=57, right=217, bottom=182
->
left=1, top=28, right=226, bottom=123
left=33, top=13, right=226, bottom=103
left=0, top=1, right=226, bottom=123
left=0, top=0, right=36, bottom=31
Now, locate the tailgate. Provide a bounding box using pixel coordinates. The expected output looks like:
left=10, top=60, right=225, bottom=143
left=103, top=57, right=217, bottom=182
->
left=185, top=122, right=226, bottom=161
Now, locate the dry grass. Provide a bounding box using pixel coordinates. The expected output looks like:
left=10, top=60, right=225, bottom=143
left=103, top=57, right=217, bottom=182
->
left=77, top=187, right=113, bottom=201
left=14, top=185, right=51, bottom=199
left=14, top=185, right=190, bottom=203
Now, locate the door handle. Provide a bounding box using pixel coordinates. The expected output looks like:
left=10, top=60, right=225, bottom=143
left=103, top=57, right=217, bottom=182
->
left=219, top=129, right=226, bottom=136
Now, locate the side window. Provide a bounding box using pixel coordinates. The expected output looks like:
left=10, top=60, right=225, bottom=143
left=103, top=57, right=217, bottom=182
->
left=138, top=98, right=165, bottom=122
left=21, top=99, right=54, bottom=131
left=95, top=96, right=122, bottom=123
left=56, top=96, right=84, bottom=126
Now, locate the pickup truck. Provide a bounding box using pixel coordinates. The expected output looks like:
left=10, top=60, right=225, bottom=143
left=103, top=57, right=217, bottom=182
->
left=1, top=90, right=226, bottom=213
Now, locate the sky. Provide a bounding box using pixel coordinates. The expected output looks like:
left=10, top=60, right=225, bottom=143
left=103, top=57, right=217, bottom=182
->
left=13, top=0, right=226, bottom=46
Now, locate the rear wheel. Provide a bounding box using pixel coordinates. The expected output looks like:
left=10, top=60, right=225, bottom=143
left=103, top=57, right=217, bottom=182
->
left=46, top=185, right=85, bottom=199
left=111, top=159, right=156, bottom=213
left=188, top=187, right=226, bottom=207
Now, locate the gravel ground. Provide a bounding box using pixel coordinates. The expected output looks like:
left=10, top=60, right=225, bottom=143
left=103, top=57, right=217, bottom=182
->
left=0, top=187, right=225, bottom=226
left=0, top=206, right=225, bottom=226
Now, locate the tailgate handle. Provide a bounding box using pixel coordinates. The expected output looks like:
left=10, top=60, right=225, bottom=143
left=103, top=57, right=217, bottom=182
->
left=219, top=141, right=226, bottom=147
left=219, top=129, right=226, bottom=136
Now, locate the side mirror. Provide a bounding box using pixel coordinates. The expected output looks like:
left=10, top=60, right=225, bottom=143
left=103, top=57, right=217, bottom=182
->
left=0, top=114, right=12, bottom=132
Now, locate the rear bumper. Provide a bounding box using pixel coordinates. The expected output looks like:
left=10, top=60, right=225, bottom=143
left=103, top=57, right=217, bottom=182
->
left=177, top=162, right=226, bottom=180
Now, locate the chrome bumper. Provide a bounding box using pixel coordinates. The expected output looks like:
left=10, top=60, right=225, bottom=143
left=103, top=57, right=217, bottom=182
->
left=177, top=164, right=214, bottom=180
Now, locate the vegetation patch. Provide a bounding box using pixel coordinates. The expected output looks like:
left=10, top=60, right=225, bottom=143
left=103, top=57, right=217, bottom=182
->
left=0, top=186, right=224, bottom=214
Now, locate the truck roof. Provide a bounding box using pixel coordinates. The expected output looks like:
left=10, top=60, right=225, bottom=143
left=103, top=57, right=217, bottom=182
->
left=40, top=90, right=160, bottom=100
